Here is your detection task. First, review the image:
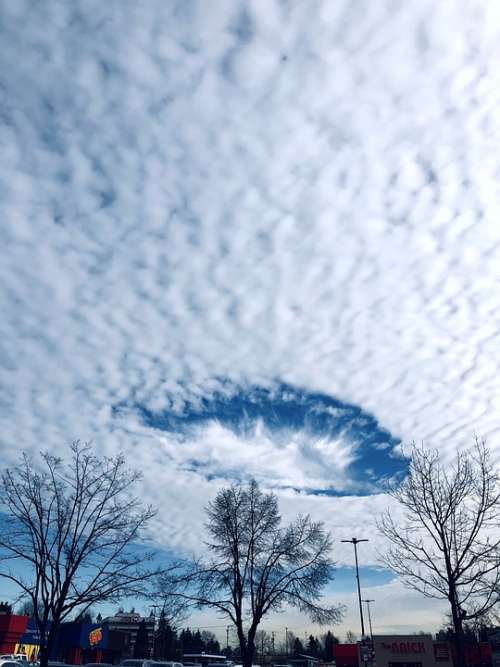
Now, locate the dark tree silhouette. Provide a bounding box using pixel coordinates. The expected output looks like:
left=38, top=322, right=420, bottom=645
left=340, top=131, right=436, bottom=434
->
left=200, top=630, right=221, bottom=654
left=306, top=635, right=320, bottom=657
left=0, top=441, right=159, bottom=667
left=0, top=601, right=12, bottom=614
left=293, top=637, right=304, bottom=656
left=321, top=631, right=339, bottom=661
left=134, top=619, right=150, bottom=658
left=163, top=480, right=343, bottom=667
left=378, top=440, right=500, bottom=667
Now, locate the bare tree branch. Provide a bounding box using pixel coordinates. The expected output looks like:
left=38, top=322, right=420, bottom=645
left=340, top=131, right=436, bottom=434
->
left=378, top=439, right=500, bottom=667
left=159, top=479, right=344, bottom=667
left=0, top=441, right=163, bottom=667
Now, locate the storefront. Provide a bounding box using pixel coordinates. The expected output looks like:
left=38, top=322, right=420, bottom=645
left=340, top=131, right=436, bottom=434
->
left=0, top=615, right=48, bottom=661
left=370, top=636, right=453, bottom=667
left=0, top=615, right=125, bottom=664
left=53, top=621, right=126, bottom=664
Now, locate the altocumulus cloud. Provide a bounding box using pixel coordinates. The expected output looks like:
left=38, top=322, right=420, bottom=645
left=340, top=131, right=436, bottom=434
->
left=1, top=0, right=500, bottom=573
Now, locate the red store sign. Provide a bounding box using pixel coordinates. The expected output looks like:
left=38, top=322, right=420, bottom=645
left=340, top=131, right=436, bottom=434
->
left=381, top=642, right=426, bottom=654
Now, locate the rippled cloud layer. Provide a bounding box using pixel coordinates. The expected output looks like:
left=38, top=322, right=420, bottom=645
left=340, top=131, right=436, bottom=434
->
left=1, top=0, right=500, bottom=601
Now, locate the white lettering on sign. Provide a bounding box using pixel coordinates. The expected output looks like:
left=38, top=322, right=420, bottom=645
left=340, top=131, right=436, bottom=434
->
left=391, top=642, right=426, bottom=654
left=380, top=642, right=426, bottom=654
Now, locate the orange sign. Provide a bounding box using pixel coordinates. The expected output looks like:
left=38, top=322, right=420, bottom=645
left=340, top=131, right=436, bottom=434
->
left=89, top=627, right=103, bottom=647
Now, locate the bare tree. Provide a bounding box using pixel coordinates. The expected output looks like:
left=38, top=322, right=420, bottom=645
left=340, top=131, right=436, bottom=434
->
left=378, top=440, right=500, bottom=667
left=254, top=629, right=273, bottom=657
left=0, top=441, right=159, bottom=667
left=163, top=480, right=343, bottom=667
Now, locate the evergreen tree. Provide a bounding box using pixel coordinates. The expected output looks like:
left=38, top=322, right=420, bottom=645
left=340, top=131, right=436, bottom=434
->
left=306, top=636, right=320, bottom=658
left=75, top=609, right=94, bottom=623
left=96, top=613, right=102, bottom=623
left=155, top=611, right=180, bottom=660
left=321, top=631, right=339, bottom=661
left=134, top=619, right=150, bottom=658
left=180, top=628, right=195, bottom=653
left=196, top=630, right=204, bottom=651
left=201, top=631, right=221, bottom=654
left=164, top=623, right=179, bottom=659
left=293, top=638, right=304, bottom=656
left=155, top=611, right=168, bottom=659
left=0, top=601, right=12, bottom=614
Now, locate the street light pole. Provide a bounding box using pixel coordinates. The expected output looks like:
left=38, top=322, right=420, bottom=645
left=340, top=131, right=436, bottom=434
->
left=341, top=538, right=369, bottom=639
left=362, top=599, right=375, bottom=640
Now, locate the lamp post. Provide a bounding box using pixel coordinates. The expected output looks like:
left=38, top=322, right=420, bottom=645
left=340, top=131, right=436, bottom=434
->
left=341, top=538, right=369, bottom=639
left=362, top=599, right=375, bottom=639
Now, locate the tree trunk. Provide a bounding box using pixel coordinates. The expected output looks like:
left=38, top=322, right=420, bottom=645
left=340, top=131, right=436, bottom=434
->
left=235, top=619, right=252, bottom=667
left=241, top=644, right=256, bottom=667
left=450, top=588, right=465, bottom=667
left=41, top=623, right=60, bottom=667
left=242, top=627, right=257, bottom=667
left=36, top=620, right=50, bottom=667
left=38, top=645, right=49, bottom=667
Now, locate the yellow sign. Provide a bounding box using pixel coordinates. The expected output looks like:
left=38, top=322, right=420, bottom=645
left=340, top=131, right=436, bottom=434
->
left=89, top=627, right=103, bottom=647
left=14, top=644, right=39, bottom=661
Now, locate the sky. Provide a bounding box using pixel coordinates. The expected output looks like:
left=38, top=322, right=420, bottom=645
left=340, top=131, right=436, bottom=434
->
left=1, top=0, right=500, bottom=640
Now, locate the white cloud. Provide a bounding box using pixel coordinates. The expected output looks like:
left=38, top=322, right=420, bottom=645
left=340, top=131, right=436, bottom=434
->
left=155, top=419, right=358, bottom=491
left=1, top=0, right=500, bottom=625
left=184, top=578, right=448, bottom=644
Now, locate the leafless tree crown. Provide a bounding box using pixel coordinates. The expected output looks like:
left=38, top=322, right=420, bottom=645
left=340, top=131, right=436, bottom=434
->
left=378, top=439, right=500, bottom=629
left=0, top=441, right=158, bottom=666
left=164, top=479, right=343, bottom=667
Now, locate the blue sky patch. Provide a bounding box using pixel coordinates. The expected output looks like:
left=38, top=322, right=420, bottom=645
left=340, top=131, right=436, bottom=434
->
left=124, top=382, right=408, bottom=496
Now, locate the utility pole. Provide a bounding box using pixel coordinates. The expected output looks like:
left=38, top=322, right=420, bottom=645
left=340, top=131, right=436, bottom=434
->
left=362, top=600, right=375, bottom=639
left=226, top=625, right=230, bottom=652
left=341, top=538, right=369, bottom=639
left=271, top=632, right=275, bottom=655
left=285, top=627, right=288, bottom=656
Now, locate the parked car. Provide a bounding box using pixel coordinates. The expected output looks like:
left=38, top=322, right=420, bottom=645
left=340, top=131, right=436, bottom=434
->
left=84, top=663, right=114, bottom=667
left=0, top=661, right=25, bottom=667
left=119, top=662, right=183, bottom=667
left=0, top=657, right=29, bottom=662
